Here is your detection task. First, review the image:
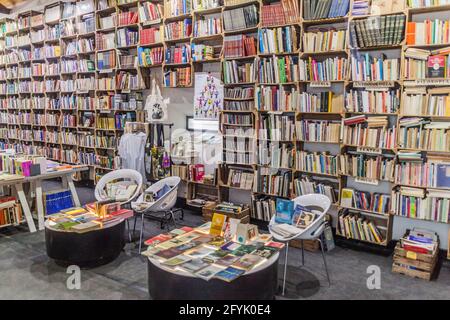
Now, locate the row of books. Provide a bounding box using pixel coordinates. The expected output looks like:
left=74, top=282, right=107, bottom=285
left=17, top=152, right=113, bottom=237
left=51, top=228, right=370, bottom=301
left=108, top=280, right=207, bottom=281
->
left=303, top=23, right=347, bottom=53
left=222, top=60, right=257, bottom=84
left=140, top=27, right=163, bottom=45
left=393, top=187, right=450, bottom=223
left=192, top=44, right=221, bottom=61
left=260, top=0, right=300, bottom=27
left=395, top=158, right=450, bottom=188
left=138, top=47, right=164, bottom=67
left=257, top=143, right=294, bottom=169
left=342, top=122, right=397, bottom=150
left=116, top=28, right=139, bottom=48
left=341, top=188, right=391, bottom=214
left=139, top=2, right=163, bottom=23
left=349, top=15, right=406, bottom=48
left=223, top=150, right=255, bottom=165
left=256, top=86, right=299, bottom=112
left=165, top=44, right=191, bottom=64
left=406, top=19, right=450, bottom=46
left=165, top=0, right=192, bottom=17
left=293, top=175, right=338, bottom=203
left=339, top=154, right=395, bottom=182
left=403, top=87, right=450, bottom=117
left=398, top=120, right=450, bottom=152
left=259, top=56, right=299, bottom=84
left=223, top=114, right=252, bottom=125
left=346, top=89, right=400, bottom=114
left=253, top=168, right=291, bottom=198
left=338, top=211, right=385, bottom=244
left=164, top=67, right=192, bottom=87
left=404, top=54, right=450, bottom=79
left=222, top=5, right=258, bottom=32
left=299, top=56, right=348, bottom=82
left=258, top=115, right=295, bottom=141
left=193, top=17, right=222, bottom=37
left=226, top=168, right=254, bottom=189
left=224, top=136, right=255, bottom=153
left=165, top=19, right=192, bottom=40
left=259, top=26, right=298, bottom=55
left=303, top=0, right=350, bottom=20
left=297, top=120, right=340, bottom=143
left=0, top=198, right=23, bottom=227
left=295, top=151, right=338, bottom=176
left=351, top=54, right=400, bottom=82
left=252, top=197, right=276, bottom=222
left=224, top=35, right=257, bottom=58
left=407, top=0, right=450, bottom=8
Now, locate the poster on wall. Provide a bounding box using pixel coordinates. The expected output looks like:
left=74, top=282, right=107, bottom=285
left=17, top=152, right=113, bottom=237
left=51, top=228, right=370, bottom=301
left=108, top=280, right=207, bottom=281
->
left=193, top=72, right=223, bottom=120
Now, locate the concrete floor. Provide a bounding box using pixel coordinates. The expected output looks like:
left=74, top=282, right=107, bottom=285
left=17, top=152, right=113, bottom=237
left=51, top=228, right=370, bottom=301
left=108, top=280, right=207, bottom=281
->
left=0, top=181, right=449, bottom=300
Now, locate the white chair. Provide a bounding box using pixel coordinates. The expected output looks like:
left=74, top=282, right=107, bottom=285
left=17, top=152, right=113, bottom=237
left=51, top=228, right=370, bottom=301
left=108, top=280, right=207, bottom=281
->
left=269, top=194, right=331, bottom=295
left=95, top=169, right=143, bottom=242
left=131, top=176, right=182, bottom=253
left=95, top=169, right=143, bottom=205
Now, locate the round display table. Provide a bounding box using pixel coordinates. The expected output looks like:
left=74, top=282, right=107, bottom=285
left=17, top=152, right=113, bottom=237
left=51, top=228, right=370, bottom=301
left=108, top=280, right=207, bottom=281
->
left=45, top=219, right=125, bottom=268
left=147, top=253, right=279, bottom=300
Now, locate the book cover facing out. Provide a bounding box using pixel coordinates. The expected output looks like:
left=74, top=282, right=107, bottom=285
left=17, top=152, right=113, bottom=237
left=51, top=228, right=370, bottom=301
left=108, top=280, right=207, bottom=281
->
left=428, top=55, right=446, bottom=78
left=275, top=198, right=294, bottom=224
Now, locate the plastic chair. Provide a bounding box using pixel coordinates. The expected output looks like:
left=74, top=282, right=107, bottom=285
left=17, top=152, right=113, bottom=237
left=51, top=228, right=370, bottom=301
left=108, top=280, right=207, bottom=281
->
left=94, top=169, right=143, bottom=242
left=131, top=176, right=182, bottom=253
left=94, top=169, right=143, bottom=205
left=269, top=194, right=331, bottom=295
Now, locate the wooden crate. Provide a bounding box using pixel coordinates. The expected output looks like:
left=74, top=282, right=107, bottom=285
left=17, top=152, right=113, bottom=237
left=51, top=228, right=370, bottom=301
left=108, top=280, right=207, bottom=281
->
left=289, top=239, right=320, bottom=252
left=202, top=202, right=250, bottom=224
left=392, top=243, right=438, bottom=281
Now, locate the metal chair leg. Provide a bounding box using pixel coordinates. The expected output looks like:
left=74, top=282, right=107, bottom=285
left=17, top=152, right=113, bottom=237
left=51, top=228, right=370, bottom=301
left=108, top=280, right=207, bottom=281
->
left=318, top=239, right=331, bottom=287
left=282, top=242, right=289, bottom=296
left=170, top=210, right=177, bottom=229
left=126, top=219, right=132, bottom=243
left=133, top=214, right=138, bottom=235
left=139, top=214, right=145, bottom=254
left=301, top=240, right=305, bottom=266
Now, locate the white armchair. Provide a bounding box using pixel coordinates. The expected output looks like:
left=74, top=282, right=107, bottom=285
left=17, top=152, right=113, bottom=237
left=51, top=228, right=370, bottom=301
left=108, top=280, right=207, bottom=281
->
left=269, top=194, right=331, bottom=295
left=131, top=176, right=182, bottom=253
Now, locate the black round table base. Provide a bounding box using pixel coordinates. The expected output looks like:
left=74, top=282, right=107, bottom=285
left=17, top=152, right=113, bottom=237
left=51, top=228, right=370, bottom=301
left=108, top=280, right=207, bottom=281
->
left=147, top=258, right=278, bottom=300
left=45, top=221, right=125, bottom=269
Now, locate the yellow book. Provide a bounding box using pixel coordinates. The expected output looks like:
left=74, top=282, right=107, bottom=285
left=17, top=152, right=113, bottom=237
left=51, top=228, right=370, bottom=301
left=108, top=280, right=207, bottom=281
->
left=446, top=95, right=450, bottom=117
left=209, top=213, right=226, bottom=237
left=328, top=91, right=333, bottom=112
left=368, top=223, right=381, bottom=243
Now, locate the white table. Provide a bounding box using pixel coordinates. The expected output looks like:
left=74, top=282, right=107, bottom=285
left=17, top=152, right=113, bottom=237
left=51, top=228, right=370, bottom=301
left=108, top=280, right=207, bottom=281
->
left=1, top=166, right=89, bottom=233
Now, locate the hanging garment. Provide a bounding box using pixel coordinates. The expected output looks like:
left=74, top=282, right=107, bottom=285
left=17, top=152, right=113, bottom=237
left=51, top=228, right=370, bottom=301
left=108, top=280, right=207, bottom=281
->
left=118, top=132, right=147, bottom=182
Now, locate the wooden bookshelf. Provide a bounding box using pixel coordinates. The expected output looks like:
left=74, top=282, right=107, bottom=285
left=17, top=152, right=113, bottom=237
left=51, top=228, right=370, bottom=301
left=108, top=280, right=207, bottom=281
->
left=0, top=0, right=449, bottom=228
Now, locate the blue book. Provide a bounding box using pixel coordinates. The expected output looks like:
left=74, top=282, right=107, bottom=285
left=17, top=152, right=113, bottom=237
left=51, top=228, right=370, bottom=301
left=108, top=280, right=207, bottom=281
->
left=275, top=198, right=294, bottom=224
left=436, top=164, right=450, bottom=188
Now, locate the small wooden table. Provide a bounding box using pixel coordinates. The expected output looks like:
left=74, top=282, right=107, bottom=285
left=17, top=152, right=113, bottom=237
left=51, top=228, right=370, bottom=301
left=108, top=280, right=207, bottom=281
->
left=0, top=166, right=89, bottom=233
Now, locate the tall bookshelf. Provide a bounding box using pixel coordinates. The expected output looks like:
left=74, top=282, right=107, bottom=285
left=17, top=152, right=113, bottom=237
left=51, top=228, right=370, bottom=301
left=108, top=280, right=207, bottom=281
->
left=0, top=0, right=448, bottom=239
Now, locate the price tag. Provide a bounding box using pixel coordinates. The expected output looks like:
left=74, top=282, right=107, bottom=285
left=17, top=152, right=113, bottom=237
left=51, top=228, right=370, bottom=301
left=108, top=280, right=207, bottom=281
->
left=310, top=81, right=331, bottom=88
left=406, top=251, right=417, bottom=260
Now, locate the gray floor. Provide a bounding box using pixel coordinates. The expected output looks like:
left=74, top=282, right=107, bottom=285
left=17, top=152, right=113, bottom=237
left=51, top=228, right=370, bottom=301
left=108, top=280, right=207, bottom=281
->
left=1, top=181, right=449, bottom=300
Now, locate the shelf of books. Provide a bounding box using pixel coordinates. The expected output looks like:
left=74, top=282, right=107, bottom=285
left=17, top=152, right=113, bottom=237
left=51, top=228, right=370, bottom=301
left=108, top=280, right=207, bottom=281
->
left=392, top=0, right=450, bottom=225
left=0, top=0, right=449, bottom=220
left=0, top=0, right=150, bottom=182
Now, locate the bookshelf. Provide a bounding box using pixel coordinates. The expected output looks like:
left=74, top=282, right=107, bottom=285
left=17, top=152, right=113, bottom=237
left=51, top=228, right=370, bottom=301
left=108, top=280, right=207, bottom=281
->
left=0, top=0, right=448, bottom=237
